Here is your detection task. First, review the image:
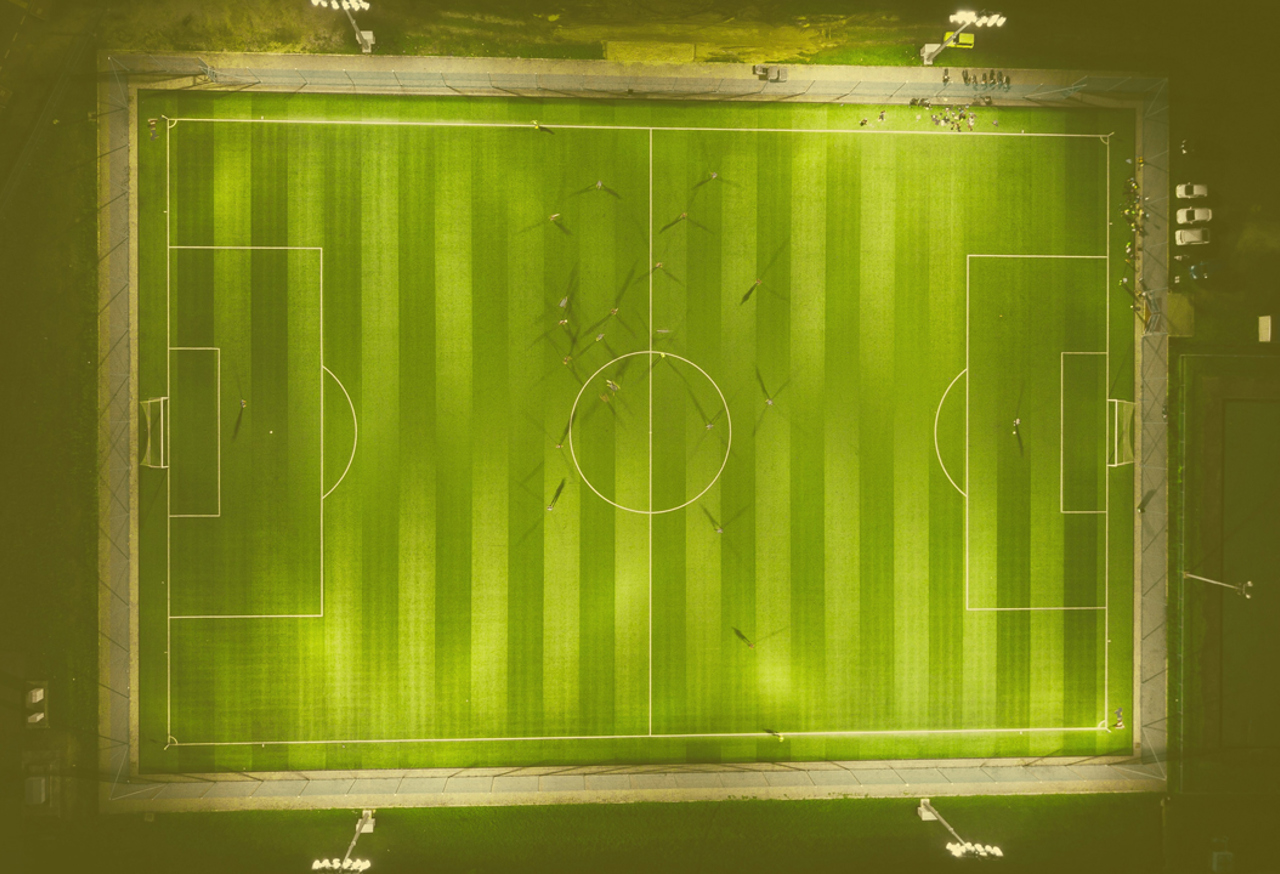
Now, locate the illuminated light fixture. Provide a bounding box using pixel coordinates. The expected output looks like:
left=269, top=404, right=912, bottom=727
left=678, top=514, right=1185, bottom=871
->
left=947, top=841, right=1005, bottom=858
left=926, top=9, right=1006, bottom=64
left=310, top=0, right=375, bottom=52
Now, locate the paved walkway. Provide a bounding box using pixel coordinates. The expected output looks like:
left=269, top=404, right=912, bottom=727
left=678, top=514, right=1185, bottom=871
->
left=101, top=757, right=1165, bottom=813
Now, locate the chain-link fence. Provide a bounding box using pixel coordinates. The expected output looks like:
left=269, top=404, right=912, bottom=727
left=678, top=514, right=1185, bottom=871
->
left=97, top=54, right=139, bottom=801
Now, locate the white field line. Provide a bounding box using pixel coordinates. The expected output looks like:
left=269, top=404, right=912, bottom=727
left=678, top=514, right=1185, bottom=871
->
left=161, top=148, right=330, bottom=743
left=1103, top=134, right=1111, bottom=722
left=169, top=116, right=1110, bottom=140
left=320, top=365, right=358, bottom=501
left=965, top=243, right=1114, bottom=732
left=1060, top=351, right=1107, bottom=515
left=157, top=119, right=1120, bottom=748
left=166, top=123, right=172, bottom=739
left=934, top=368, right=968, bottom=497
left=647, top=126, right=653, bottom=737
left=964, top=254, right=1109, bottom=619
left=166, top=724, right=1110, bottom=747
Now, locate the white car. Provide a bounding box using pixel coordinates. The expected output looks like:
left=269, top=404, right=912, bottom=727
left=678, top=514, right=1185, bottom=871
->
left=1177, top=207, right=1212, bottom=224
left=1175, top=228, right=1210, bottom=246
left=1176, top=183, right=1208, bottom=199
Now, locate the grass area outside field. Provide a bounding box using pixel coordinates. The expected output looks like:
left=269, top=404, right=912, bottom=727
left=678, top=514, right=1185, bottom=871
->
left=1172, top=355, right=1280, bottom=793
left=27, top=794, right=1167, bottom=874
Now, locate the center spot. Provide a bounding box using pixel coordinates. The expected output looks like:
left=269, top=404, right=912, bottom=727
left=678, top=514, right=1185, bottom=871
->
left=568, top=351, right=731, bottom=515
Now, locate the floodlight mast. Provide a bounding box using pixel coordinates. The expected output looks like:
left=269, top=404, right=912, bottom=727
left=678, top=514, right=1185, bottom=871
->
left=921, top=9, right=1006, bottom=66
left=1184, top=573, right=1253, bottom=599
left=918, top=799, right=1004, bottom=859
left=311, top=0, right=375, bottom=53
left=311, top=810, right=374, bottom=871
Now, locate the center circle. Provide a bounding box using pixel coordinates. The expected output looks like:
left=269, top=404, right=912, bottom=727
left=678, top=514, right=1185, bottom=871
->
left=567, top=351, right=732, bottom=515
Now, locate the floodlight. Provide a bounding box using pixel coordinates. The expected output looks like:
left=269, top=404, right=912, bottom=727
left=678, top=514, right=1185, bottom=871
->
left=310, top=0, right=374, bottom=52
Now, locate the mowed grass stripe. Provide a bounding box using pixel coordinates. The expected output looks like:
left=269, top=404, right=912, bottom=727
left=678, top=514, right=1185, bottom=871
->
left=788, top=128, right=826, bottom=729
left=715, top=132, right=758, bottom=730
left=753, top=132, right=793, bottom=731
left=857, top=138, right=896, bottom=728
left=539, top=128, right=581, bottom=739
left=682, top=132, right=727, bottom=733
left=651, top=129, right=690, bottom=732
left=288, top=118, right=329, bottom=745
left=397, top=123, right=438, bottom=739
left=359, top=120, right=401, bottom=739
left=891, top=140, right=933, bottom=730
left=434, top=129, right=474, bottom=739
left=504, top=125, right=545, bottom=737
left=575, top=131, right=630, bottom=737
left=469, top=128, right=511, bottom=737
left=822, top=135, right=860, bottom=731
left=320, top=119, right=365, bottom=741
left=925, top=138, right=967, bottom=730
left=209, top=110, right=253, bottom=745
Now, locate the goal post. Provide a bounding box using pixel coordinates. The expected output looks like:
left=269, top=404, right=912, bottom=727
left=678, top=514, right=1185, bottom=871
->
left=140, top=397, right=168, bottom=468
left=1108, top=398, right=1135, bottom=467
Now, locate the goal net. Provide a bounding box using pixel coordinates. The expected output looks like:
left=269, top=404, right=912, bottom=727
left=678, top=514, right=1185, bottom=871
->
left=140, top=397, right=168, bottom=468
left=1107, top=398, right=1135, bottom=467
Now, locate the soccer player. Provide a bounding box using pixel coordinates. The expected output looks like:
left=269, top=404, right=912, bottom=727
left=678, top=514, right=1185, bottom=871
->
left=764, top=728, right=785, bottom=742
left=741, top=279, right=763, bottom=305
left=547, top=477, right=566, bottom=512
left=659, top=212, right=689, bottom=234
left=1013, top=417, right=1020, bottom=436
left=733, top=626, right=754, bottom=648
left=691, top=171, right=720, bottom=191
left=532, top=120, right=554, bottom=134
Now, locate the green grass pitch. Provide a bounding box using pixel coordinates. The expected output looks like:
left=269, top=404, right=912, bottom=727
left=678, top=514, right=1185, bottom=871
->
left=135, top=91, right=1136, bottom=773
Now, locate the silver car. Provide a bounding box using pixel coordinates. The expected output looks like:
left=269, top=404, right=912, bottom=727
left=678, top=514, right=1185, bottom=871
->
left=1177, top=207, right=1213, bottom=224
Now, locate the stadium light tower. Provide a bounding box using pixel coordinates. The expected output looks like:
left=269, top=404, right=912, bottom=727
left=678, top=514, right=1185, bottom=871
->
left=311, top=809, right=375, bottom=871
left=917, top=799, right=1004, bottom=859
left=921, top=9, right=1006, bottom=66
left=1184, top=573, right=1253, bottom=599
left=311, top=0, right=375, bottom=53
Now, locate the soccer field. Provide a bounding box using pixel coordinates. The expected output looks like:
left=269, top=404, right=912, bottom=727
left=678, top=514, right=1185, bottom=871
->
left=135, top=91, right=1135, bottom=773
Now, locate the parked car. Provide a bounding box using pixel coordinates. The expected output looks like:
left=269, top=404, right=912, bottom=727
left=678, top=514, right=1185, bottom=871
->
left=1176, top=183, right=1208, bottom=199
left=1177, top=207, right=1213, bottom=224
left=1175, top=228, right=1210, bottom=246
